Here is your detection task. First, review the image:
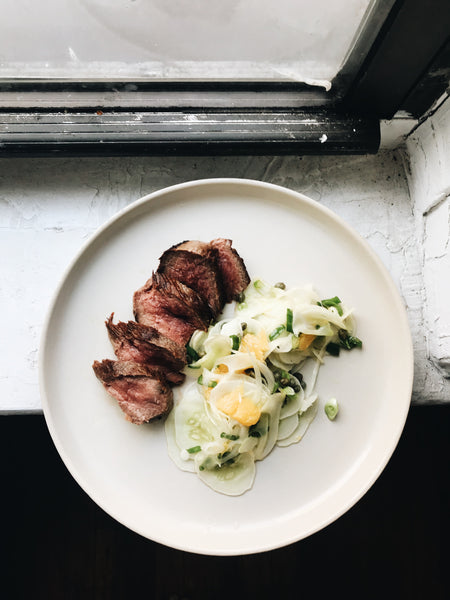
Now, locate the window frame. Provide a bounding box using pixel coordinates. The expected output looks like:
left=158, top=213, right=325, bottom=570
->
left=0, top=0, right=448, bottom=157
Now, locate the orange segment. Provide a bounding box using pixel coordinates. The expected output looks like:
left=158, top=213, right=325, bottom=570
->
left=215, top=386, right=261, bottom=427
left=298, top=333, right=316, bottom=351
left=239, top=330, right=269, bottom=361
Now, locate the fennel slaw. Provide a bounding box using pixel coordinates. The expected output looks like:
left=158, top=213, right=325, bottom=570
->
left=165, top=279, right=361, bottom=495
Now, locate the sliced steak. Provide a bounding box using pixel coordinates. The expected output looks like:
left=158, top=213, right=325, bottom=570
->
left=210, top=238, right=250, bottom=302
left=133, top=306, right=198, bottom=347
left=152, top=272, right=213, bottom=325
left=106, top=314, right=187, bottom=370
left=92, top=359, right=173, bottom=424
left=157, top=245, right=224, bottom=317
left=133, top=274, right=208, bottom=346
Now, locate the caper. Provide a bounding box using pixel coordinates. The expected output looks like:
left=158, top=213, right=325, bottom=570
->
left=241, top=322, right=247, bottom=331
left=236, top=292, right=245, bottom=303
left=274, top=282, right=286, bottom=290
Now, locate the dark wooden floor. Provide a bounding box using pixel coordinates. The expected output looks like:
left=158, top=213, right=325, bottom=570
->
left=2, top=406, right=449, bottom=600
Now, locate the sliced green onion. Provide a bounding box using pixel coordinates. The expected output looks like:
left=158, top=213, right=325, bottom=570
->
left=197, top=374, right=204, bottom=385
left=325, top=398, right=339, bottom=421
left=186, top=445, right=202, bottom=454
left=253, top=279, right=273, bottom=295
left=208, top=380, right=218, bottom=388
left=230, top=334, right=240, bottom=351
left=186, top=345, right=200, bottom=363
left=286, top=308, right=294, bottom=333
left=269, top=325, right=285, bottom=341
left=321, top=296, right=343, bottom=316
left=220, top=432, right=239, bottom=441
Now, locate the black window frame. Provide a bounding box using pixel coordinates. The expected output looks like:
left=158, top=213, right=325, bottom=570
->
left=0, top=0, right=448, bottom=157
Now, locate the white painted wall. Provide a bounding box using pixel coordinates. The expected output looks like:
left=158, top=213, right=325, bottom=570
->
left=405, top=97, right=450, bottom=388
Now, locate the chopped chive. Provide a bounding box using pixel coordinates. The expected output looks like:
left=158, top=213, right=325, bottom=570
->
left=197, top=374, right=204, bottom=385
left=230, top=334, right=240, bottom=351
left=286, top=308, right=294, bottom=333
left=269, top=325, right=285, bottom=341
left=220, top=432, right=239, bottom=441
left=208, top=380, right=218, bottom=388
left=186, top=445, right=201, bottom=454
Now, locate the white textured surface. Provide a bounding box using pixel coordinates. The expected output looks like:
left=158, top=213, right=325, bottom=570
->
left=406, top=97, right=450, bottom=384
left=0, top=145, right=447, bottom=411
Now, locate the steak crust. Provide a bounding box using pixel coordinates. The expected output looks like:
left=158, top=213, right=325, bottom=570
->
left=157, top=246, right=224, bottom=317
left=106, top=314, right=186, bottom=370
left=210, top=238, right=250, bottom=302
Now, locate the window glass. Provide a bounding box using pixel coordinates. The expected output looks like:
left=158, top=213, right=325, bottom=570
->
left=1, top=0, right=377, bottom=87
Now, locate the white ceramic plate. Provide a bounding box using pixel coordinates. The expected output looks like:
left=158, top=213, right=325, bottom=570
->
left=40, top=179, right=413, bottom=555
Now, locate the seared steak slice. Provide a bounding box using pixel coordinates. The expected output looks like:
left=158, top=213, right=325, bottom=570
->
left=106, top=314, right=186, bottom=370
left=133, top=304, right=198, bottom=346
left=92, top=359, right=173, bottom=424
left=210, top=238, right=250, bottom=302
left=133, top=273, right=209, bottom=346
left=157, top=245, right=224, bottom=317
left=152, top=272, right=213, bottom=324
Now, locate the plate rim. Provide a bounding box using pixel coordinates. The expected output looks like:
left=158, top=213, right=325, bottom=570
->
left=39, top=177, right=414, bottom=555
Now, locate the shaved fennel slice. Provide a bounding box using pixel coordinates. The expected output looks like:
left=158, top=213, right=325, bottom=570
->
left=196, top=452, right=256, bottom=496
left=277, top=396, right=318, bottom=447
left=165, top=410, right=196, bottom=473
left=259, top=392, right=284, bottom=459
left=172, top=385, right=220, bottom=454
left=279, top=390, right=302, bottom=419
left=249, top=412, right=271, bottom=460
left=277, top=413, right=300, bottom=441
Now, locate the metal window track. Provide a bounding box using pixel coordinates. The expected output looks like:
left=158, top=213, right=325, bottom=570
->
left=0, top=110, right=380, bottom=156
